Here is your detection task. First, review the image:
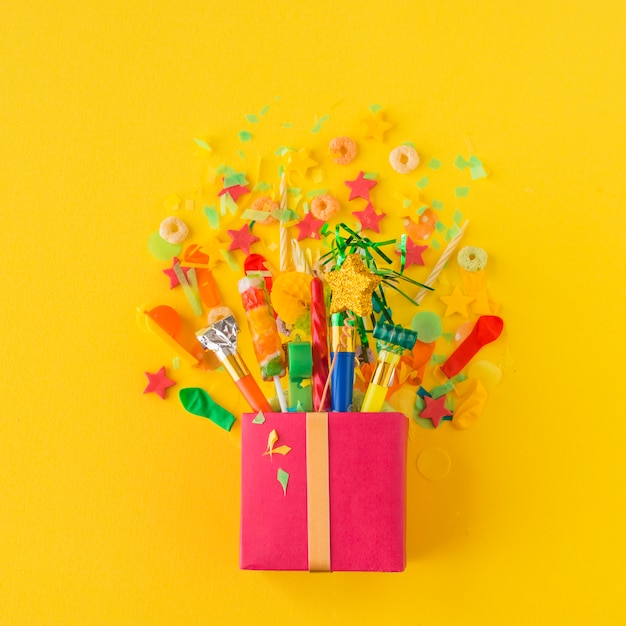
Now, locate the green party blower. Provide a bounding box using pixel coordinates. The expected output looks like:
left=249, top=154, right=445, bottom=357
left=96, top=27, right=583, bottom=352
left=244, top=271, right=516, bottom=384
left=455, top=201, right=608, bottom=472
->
left=361, top=322, right=418, bottom=412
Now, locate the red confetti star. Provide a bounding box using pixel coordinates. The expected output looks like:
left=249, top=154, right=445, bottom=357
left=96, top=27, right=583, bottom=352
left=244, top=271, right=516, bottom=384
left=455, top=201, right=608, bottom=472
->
left=143, top=366, right=176, bottom=399
left=345, top=171, right=377, bottom=201
left=162, top=257, right=191, bottom=289
left=352, top=202, right=385, bottom=233
left=396, top=237, right=428, bottom=268
left=218, top=183, right=249, bottom=203
left=296, top=212, right=325, bottom=241
left=419, top=394, right=452, bottom=428
left=227, top=224, right=260, bottom=255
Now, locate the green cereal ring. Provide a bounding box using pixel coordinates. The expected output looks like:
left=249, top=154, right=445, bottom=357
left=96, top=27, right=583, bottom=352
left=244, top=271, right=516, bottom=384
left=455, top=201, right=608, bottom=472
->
left=457, top=246, right=488, bottom=272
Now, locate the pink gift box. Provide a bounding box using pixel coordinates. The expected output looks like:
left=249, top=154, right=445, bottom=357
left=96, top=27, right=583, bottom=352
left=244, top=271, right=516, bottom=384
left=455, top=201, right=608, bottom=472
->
left=240, top=412, right=408, bottom=572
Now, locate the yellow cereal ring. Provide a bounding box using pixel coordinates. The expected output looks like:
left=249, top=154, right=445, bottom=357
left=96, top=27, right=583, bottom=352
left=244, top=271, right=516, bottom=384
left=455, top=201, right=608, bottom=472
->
left=389, top=145, right=419, bottom=174
left=311, top=193, right=341, bottom=220
left=457, top=246, right=488, bottom=272
left=159, top=216, right=189, bottom=244
left=250, top=195, right=279, bottom=224
left=329, top=136, right=358, bottom=165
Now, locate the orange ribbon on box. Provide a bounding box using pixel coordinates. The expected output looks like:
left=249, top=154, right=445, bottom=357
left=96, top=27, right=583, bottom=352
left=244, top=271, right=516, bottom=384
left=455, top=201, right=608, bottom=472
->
left=305, top=412, right=331, bottom=572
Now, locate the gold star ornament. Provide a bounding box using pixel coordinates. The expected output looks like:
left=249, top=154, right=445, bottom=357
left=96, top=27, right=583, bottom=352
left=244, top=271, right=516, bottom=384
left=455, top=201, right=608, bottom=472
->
left=325, top=254, right=382, bottom=317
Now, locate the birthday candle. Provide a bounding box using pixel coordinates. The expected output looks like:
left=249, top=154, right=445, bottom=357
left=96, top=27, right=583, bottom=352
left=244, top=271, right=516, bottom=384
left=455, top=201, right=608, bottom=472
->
left=310, top=277, right=330, bottom=411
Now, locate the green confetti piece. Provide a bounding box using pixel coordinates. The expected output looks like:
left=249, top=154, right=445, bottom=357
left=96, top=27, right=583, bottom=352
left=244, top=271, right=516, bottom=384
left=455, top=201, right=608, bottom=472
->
left=238, top=150, right=245, bottom=161
left=435, top=221, right=446, bottom=234
left=287, top=187, right=302, bottom=195
left=253, top=181, right=272, bottom=192
left=442, top=332, right=455, bottom=342
left=193, top=138, right=211, bottom=151
left=259, top=105, right=269, bottom=116
left=402, top=141, right=416, bottom=148
left=453, top=209, right=464, bottom=225
left=172, top=357, right=180, bottom=370
left=428, top=158, right=442, bottom=170
left=430, top=354, right=447, bottom=365
left=416, top=176, right=429, bottom=189
left=455, top=187, right=470, bottom=198
left=241, top=209, right=272, bottom=222
left=307, top=188, right=328, bottom=198
left=319, top=115, right=330, bottom=122
left=452, top=373, right=468, bottom=383
left=238, top=130, right=252, bottom=143
left=431, top=200, right=444, bottom=210
left=416, top=204, right=428, bottom=215
left=431, top=239, right=441, bottom=250
left=363, top=171, right=378, bottom=180
left=203, top=205, right=219, bottom=228
left=454, top=155, right=468, bottom=170
left=447, top=224, right=462, bottom=239
left=468, top=155, right=482, bottom=167
left=223, top=171, right=248, bottom=187
left=470, top=164, right=487, bottom=180
left=216, top=164, right=238, bottom=176
left=431, top=382, right=455, bottom=399
left=277, top=164, right=285, bottom=177
left=179, top=388, right=236, bottom=432
left=311, top=124, right=323, bottom=133
left=271, top=208, right=299, bottom=222
left=281, top=123, right=293, bottom=128
left=251, top=411, right=265, bottom=424
left=245, top=114, right=260, bottom=124
left=220, top=249, right=239, bottom=271
left=403, top=198, right=412, bottom=209
left=277, top=468, right=289, bottom=495
left=275, top=145, right=294, bottom=156
left=369, top=103, right=382, bottom=113
left=219, top=193, right=226, bottom=216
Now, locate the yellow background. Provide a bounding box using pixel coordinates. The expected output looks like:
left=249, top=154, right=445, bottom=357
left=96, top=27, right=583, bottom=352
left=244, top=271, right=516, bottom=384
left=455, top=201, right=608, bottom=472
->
left=2, top=1, right=625, bottom=624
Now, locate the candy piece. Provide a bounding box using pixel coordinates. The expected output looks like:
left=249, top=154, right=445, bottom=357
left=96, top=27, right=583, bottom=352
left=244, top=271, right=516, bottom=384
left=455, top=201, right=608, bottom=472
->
left=389, top=145, right=419, bottom=174
left=457, top=246, right=488, bottom=272
left=179, top=387, right=236, bottom=431
left=148, top=231, right=181, bottom=260
left=311, top=193, right=340, bottom=220
left=143, top=366, right=176, bottom=399
left=411, top=311, right=442, bottom=343
left=329, top=136, right=357, bottom=165
left=403, top=209, right=438, bottom=241
left=238, top=277, right=286, bottom=381
left=441, top=316, right=504, bottom=378
left=362, top=110, right=393, bottom=142
left=244, top=253, right=273, bottom=293
left=159, top=216, right=189, bottom=244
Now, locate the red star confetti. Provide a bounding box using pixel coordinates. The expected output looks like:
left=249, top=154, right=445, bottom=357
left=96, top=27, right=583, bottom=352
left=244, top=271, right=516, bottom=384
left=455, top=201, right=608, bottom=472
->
left=296, top=212, right=325, bottom=241
left=143, top=366, right=176, bottom=399
left=396, top=237, right=428, bottom=268
left=352, top=202, right=385, bottom=233
left=419, top=394, right=452, bottom=428
left=162, top=257, right=191, bottom=289
left=345, top=171, right=377, bottom=201
left=227, top=224, right=260, bottom=255
left=218, top=182, right=249, bottom=203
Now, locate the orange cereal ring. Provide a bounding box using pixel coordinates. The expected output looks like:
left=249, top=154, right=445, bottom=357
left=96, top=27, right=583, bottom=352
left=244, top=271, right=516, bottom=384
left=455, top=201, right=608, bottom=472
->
left=159, top=216, right=189, bottom=244
left=329, top=136, right=357, bottom=165
left=310, top=193, right=340, bottom=220
left=250, top=195, right=279, bottom=224
left=389, top=145, right=419, bottom=174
